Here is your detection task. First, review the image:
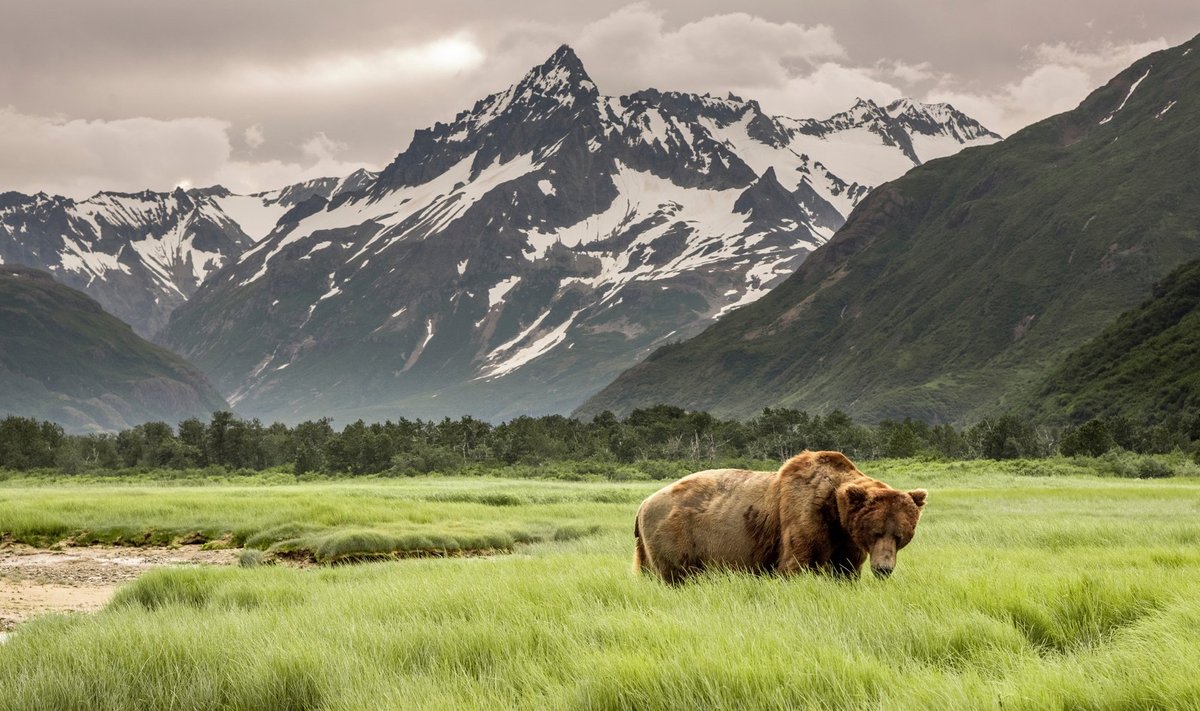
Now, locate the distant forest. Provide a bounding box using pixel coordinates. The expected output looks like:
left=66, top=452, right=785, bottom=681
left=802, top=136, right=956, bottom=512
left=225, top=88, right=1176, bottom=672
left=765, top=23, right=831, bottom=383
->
left=3, top=406, right=1199, bottom=477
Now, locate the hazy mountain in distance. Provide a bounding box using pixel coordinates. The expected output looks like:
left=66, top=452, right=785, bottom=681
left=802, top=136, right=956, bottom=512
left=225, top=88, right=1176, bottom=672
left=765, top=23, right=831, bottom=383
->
left=0, top=171, right=377, bottom=337
left=0, top=266, right=228, bottom=432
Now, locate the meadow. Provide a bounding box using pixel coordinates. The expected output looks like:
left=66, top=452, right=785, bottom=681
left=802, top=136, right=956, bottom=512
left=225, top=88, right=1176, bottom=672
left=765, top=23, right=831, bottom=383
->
left=2, top=460, right=1200, bottom=709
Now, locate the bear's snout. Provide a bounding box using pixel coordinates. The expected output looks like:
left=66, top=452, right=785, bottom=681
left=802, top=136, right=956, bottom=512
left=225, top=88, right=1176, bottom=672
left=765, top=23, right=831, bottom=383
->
left=868, top=537, right=898, bottom=579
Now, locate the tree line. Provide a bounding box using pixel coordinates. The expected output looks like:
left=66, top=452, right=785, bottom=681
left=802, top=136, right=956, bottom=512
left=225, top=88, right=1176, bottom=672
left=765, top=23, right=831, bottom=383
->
left=1, top=407, right=1198, bottom=475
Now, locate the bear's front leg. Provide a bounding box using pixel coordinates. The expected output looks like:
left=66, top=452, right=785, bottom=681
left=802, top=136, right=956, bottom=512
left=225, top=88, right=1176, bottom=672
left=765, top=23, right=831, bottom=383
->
left=829, top=549, right=866, bottom=579
left=776, top=531, right=831, bottom=576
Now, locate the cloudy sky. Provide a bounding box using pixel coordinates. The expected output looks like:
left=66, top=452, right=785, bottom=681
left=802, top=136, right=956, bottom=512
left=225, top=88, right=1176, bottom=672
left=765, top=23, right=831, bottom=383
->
left=2, top=0, right=1197, bottom=198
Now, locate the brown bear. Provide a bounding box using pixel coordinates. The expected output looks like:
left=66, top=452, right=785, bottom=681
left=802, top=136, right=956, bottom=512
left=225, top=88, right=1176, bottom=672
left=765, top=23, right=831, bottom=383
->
left=633, top=451, right=926, bottom=583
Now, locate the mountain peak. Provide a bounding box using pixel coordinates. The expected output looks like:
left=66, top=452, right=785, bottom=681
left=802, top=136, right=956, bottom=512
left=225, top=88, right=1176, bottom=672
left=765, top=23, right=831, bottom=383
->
left=839, top=97, right=888, bottom=122
left=885, top=98, right=922, bottom=115
left=885, top=98, right=959, bottom=120
left=732, top=166, right=807, bottom=224
left=188, top=185, right=233, bottom=198
left=822, top=97, right=892, bottom=130
left=885, top=98, right=1002, bottom=140
left=548, top=44, right=582, bottom=67
left=514, top=44, right=597, bottom=103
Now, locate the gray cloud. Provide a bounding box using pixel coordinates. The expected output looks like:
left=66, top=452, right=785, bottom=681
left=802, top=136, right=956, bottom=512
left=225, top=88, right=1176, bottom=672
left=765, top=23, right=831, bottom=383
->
left=1, top=0, right=1196, bottom=197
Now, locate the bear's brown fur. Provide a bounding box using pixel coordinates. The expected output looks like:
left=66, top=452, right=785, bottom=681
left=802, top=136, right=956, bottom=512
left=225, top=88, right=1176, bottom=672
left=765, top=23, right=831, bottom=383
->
left=633, top=451, right=926, bottom=583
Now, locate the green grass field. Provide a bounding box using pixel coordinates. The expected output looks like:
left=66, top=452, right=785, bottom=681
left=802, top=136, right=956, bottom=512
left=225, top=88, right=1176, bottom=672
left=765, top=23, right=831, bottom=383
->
left=2, top=461, right=1200, bottom=709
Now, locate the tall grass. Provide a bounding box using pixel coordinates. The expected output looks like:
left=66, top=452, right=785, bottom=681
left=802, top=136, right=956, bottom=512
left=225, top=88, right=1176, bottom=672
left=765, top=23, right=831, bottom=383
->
left=0, top=477, right=644, bottom=561
left=2, top=464, right=1200, bottom=708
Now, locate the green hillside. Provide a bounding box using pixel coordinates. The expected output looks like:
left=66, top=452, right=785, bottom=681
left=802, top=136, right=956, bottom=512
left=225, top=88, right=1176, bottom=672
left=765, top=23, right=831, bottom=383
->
left=0, top=267, right=228, bottom=432
left=1033, top=256, right=1200, bottom=424
left=579, top=35, right=1200, bottom=423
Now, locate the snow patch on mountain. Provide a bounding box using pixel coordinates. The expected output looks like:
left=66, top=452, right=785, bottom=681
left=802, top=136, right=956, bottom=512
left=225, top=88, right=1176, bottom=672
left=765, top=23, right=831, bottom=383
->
left=57, top=236, right=130, bottom=281
left=418, top=152, right=540, bottom=232
left=130, top=221, right=226, bottom=290
left=480, top=309, right=584, bottom=380
left=301, top=241, right=333, bottom=260
left=716, top=254, right=797, bottom=317
left=700, top=113, right=808, bottom=186
left=488, top=276, right=520, bottom=308
left=421, top=319, right=435, bottom=348
left=257, top=151, right=540, bottom=274
left=1100, top=69, right=1151, bottom=124
left=791, top=128, right=916, bottom=190
left=214, top=195, right=290, bottom=242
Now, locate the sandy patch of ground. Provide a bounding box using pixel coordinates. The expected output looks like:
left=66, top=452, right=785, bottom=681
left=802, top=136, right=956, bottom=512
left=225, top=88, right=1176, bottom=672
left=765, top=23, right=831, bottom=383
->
left=0, top=544, right=237, bottom=633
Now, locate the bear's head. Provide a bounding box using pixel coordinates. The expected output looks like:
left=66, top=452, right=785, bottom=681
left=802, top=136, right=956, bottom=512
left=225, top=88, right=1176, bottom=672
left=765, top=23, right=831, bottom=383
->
left=838, top=485, right=926, bottom=578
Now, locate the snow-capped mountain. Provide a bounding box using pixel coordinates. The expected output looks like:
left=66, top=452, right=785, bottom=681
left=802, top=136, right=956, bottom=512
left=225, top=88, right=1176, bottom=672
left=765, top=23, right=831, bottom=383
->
left=0, top=171, right=376, bottom=337
left=0, top=188, right=252, bottom=337
left=159, top=45, right=1000, bottom=423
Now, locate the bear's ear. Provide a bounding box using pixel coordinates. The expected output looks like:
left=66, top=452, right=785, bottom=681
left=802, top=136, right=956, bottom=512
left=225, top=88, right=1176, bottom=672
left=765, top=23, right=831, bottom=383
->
left=844, top=485, right=869, bottom=509
left=908, top=489, right=928, bottom=508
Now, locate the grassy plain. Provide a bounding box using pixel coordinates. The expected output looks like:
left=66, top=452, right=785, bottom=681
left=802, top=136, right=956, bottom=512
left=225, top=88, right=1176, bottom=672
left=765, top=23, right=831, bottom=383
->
left=2, top=461, right=1200, bottom=709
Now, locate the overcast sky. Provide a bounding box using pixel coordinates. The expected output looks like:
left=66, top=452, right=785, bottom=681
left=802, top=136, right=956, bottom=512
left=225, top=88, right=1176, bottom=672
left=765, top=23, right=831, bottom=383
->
left=2, top=1, right=1197, bottom=198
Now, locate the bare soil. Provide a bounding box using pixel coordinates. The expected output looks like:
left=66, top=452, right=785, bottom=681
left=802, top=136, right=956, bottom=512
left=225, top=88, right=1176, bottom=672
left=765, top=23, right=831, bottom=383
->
left=0, top=543, right=237, bottom=633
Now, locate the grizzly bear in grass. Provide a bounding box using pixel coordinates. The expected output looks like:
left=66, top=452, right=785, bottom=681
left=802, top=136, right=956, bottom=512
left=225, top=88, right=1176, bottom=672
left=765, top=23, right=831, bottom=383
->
left=634, top=451, right=926, bottom=583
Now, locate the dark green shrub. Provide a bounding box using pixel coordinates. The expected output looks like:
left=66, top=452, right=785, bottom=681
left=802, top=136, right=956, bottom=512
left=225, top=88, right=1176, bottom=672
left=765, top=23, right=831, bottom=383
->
left=1060, top=419, right=1115, bottom=457
left=1135, top=458, right=1173, bottom=479
left=639, top=460, right=691, bottom=480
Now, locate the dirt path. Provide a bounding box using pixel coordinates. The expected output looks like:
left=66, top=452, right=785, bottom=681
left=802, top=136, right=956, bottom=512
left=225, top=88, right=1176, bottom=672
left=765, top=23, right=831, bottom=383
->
left=0, top=544, right=237, bottom=634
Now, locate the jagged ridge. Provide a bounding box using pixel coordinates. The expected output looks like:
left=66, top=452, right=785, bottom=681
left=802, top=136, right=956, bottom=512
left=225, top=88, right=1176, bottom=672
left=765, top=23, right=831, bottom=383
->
left=0, top=172, right=378, bottom=337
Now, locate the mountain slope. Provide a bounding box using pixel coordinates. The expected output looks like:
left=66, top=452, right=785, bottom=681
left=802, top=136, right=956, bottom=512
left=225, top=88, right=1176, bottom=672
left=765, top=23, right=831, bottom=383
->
left=580, top=35, right=1200, bottom=423
left=0, top=172, right=376, bottom=338
left=0, top=266, right=228, bottom=432
left=1031, top=256, right=1200, bottom=424
left=160, top=45, right=998, bottom=423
